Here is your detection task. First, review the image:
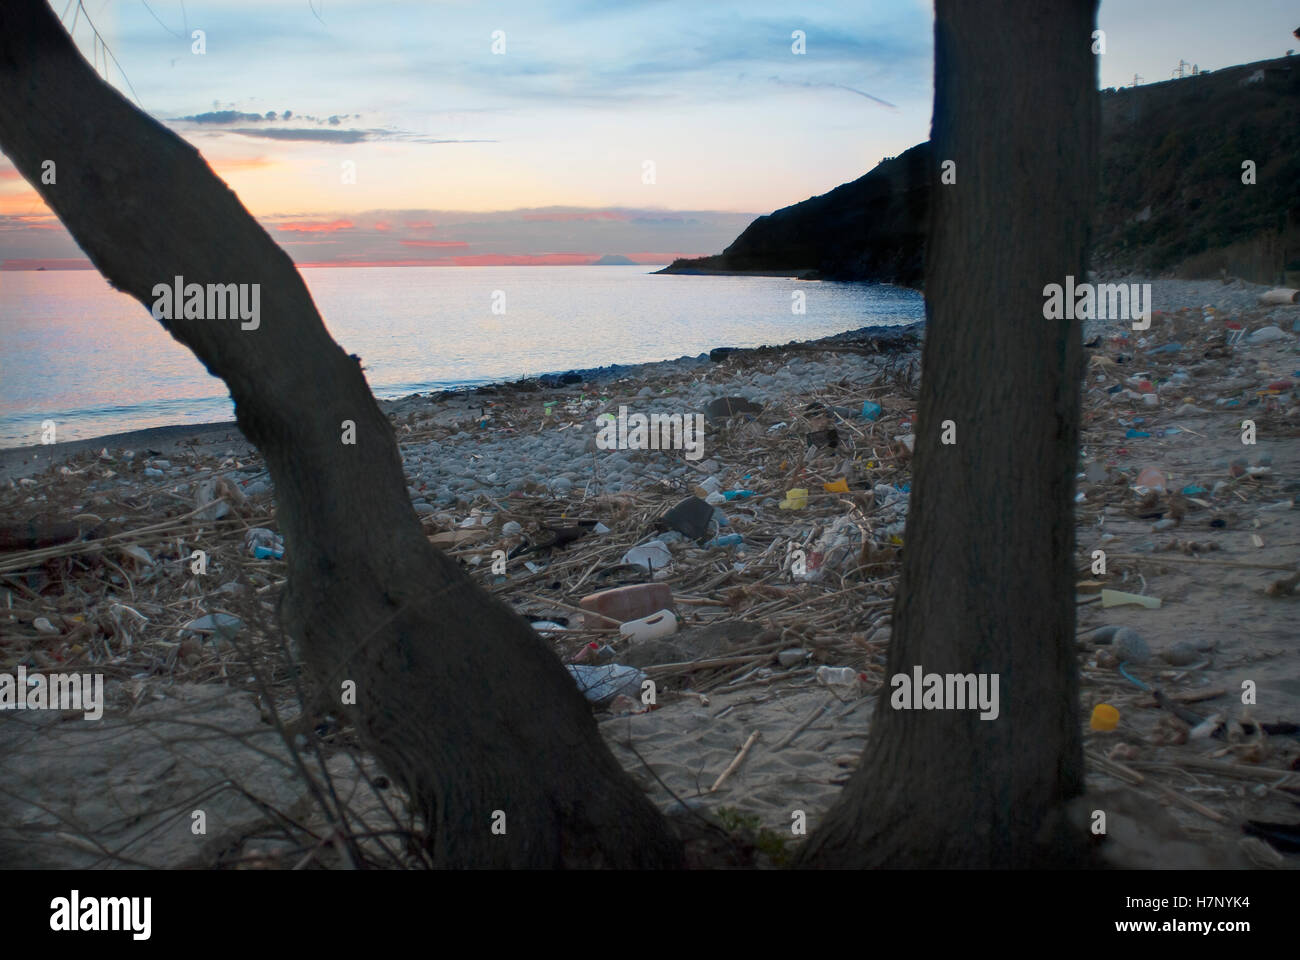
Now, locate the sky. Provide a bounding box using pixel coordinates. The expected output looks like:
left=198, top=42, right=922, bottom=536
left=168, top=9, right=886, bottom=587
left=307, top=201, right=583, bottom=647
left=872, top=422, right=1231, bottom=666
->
left=0, top=0, right=1295, bottom=268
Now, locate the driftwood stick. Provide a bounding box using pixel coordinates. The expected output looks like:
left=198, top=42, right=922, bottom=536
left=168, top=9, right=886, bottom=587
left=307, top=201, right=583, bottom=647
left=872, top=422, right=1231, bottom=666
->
left=710, top=730, right=760, bottom=793
left=773, top=699, right=832, bottom=751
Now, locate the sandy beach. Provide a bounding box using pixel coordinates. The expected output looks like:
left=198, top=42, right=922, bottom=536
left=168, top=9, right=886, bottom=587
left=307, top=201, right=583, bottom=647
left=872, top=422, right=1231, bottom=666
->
left=2, top=278, right=1298, bottom=869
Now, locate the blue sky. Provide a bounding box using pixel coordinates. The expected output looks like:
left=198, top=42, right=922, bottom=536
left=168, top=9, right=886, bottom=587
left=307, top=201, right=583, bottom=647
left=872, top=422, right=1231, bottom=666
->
left=1, top=0, right=1295, bottom=266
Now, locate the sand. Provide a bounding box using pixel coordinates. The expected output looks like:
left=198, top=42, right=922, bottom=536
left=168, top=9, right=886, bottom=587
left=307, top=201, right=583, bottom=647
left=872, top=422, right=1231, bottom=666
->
left=1, top=280, right=1297, bottom=868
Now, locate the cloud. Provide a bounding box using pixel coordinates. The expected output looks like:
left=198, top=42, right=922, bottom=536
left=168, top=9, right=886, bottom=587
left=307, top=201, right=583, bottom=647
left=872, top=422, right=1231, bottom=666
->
left=173, top=110, right=367, bottom=143
left=0, top=258, right=94, bottom=270
left=212, top=156, right=275, bottom=172
left=274, top=219, right=355, bottom=233
left=522, top=211, right=631, bottom=222
left=399, top=240, right=470, bottom=248
left=0, top=213, right=60, bottom=230
left=171, top=110, right=495, bottom=145
left=226, top=127, right=371, bottom=143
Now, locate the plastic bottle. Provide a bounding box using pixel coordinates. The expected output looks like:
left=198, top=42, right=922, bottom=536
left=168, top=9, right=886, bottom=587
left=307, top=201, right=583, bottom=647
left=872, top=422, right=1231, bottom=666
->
left=816, top=666, right=861, bottom=687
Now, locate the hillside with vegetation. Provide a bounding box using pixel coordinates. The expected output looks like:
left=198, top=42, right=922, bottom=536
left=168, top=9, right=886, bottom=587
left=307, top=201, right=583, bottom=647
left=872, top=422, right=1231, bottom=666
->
left=661, top=54, right=1300, bottom=288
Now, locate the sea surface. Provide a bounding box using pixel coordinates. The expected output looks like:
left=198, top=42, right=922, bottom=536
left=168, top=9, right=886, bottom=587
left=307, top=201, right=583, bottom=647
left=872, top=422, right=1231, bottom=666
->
left=0, top=264, right=923, bottom=447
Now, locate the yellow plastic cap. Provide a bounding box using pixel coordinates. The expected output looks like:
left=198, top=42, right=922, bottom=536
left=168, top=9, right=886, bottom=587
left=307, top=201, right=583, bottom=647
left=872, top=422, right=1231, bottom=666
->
left=1090, top=703, right=1120, bottom=731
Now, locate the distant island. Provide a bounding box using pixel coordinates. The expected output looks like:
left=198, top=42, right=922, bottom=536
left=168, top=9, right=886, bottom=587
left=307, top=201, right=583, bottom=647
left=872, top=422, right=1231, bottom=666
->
left=591, top=254, right=636, bottom=265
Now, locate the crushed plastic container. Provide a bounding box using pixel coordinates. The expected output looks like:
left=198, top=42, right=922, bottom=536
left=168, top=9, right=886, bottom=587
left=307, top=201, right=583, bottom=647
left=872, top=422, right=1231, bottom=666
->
left=566, top=663, right=646, bottom=705
left=861, top=400, right=883, bottom=421
left=622, top=540, right=673, bottom=572
left=816, top=666, right=863, bottom=696
left=779, top=488, right=809, bottom=510
left=580, top=583, right=675, bottom=629
left=619, top=609, right=678, bottom=642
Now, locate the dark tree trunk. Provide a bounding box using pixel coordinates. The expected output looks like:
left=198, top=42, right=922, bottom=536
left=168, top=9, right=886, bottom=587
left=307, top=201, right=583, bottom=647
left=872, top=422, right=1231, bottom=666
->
left=799, top=0, right=1099, bottom=867
left=0, top=0, right=681, bottom=868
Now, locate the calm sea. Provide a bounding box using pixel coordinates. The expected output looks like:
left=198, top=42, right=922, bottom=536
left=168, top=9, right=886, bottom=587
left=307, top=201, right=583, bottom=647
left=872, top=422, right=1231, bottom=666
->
left=0, top=265, right=923, bottom=448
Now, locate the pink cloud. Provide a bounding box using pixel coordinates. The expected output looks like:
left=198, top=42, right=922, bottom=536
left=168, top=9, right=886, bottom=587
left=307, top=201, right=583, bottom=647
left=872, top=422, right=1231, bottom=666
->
left=274, top=219, right=355, bottom=233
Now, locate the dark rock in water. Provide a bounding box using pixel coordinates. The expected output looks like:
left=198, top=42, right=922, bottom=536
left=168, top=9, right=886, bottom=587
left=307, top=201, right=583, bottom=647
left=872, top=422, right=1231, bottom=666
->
left=537, top=371, right=583, bottom=387
left=709, top=347, right=738, bottom=363
left=704, top=396, right=763, bottom=420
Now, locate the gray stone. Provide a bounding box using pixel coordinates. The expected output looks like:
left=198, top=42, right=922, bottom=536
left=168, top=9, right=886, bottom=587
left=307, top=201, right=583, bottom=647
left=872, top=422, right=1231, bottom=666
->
left=1114, top=627, right=1150, bottom=664
left=1161, top=641, right=1201, bottom=666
